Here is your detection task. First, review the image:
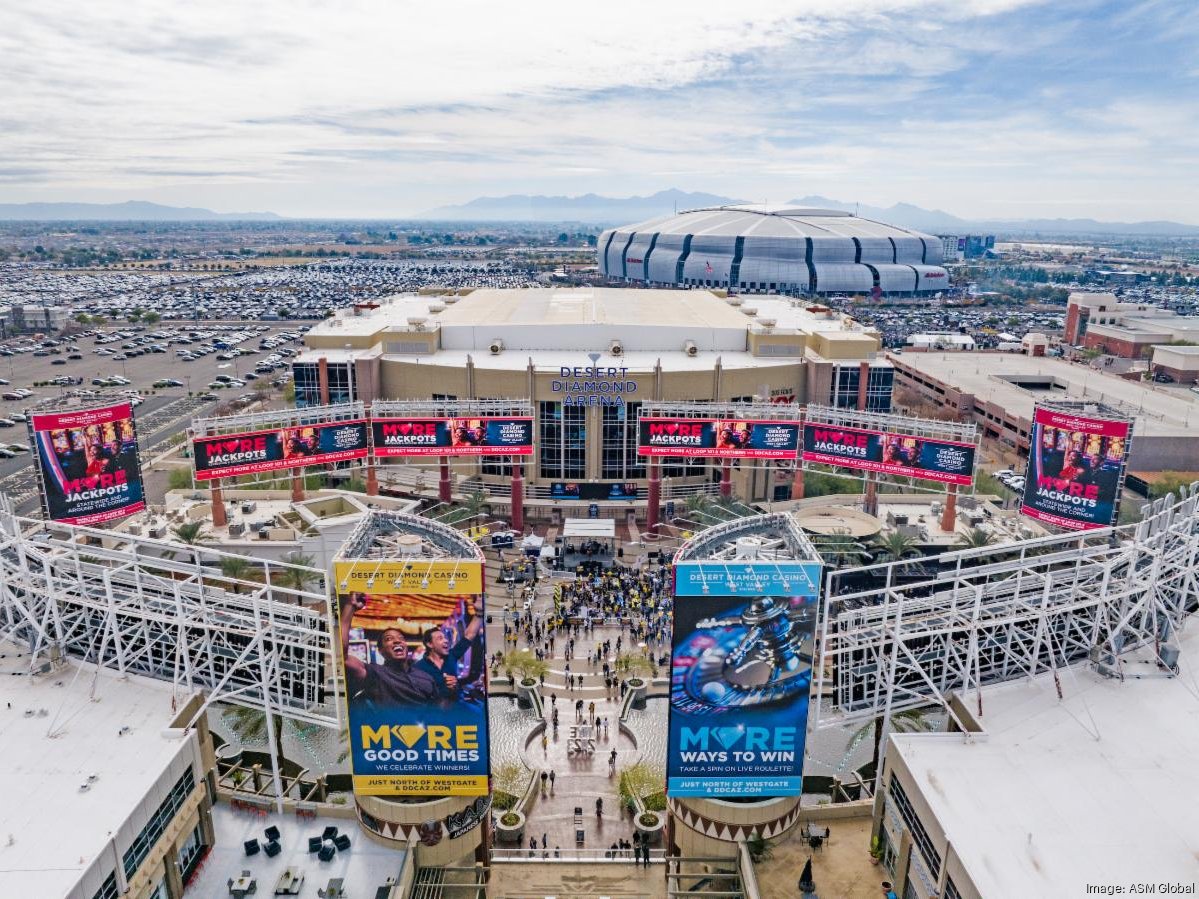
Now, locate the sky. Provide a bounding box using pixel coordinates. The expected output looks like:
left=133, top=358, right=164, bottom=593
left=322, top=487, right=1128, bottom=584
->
left=1, top=0, right=1196, bottom=221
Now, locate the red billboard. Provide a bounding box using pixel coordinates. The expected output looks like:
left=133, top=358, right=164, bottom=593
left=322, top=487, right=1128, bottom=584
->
left=192, top=419, right=369, bottom=481
left=1020, top=407, right=1130, bottom=530
left=637, top=418, right=801, bottom=459
left=372, top=417, right=534, bottom=457
left=31, top=402, right=146, bottom=525
left=801, top=422, right=975, bottom=486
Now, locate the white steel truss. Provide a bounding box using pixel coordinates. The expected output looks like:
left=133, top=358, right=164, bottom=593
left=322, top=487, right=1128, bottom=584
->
left=813, top=483, right=1199, bottom=793
left=0, top=497, right=337, bottom=730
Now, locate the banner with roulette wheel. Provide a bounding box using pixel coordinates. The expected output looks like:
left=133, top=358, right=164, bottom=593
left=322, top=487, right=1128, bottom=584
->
left=666, top=562, right=822, bottom=798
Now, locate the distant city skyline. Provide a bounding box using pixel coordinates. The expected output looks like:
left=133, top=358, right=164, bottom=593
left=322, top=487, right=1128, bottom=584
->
left=3, top=0, right=1195, bottom=221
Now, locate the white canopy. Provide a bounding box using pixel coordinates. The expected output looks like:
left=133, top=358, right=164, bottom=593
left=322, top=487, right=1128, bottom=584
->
left=562, top=518, right=616, bottom=540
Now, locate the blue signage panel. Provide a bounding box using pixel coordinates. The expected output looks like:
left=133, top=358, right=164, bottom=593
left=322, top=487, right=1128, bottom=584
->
left=666, top=563, right=821, bottom=798
left=673, top=561, right=823, bottom=597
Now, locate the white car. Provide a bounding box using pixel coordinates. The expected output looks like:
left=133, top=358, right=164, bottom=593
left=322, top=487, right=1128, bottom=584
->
left=1008, top=477, right=1026, bottom=491
left=994, top=469, right=1015, bottom=480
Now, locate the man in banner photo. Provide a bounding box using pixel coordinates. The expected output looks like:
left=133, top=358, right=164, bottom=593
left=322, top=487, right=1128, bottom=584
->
left=337, top=588, right=489, bottom=795
left=33, top=403, right=144, bottom=525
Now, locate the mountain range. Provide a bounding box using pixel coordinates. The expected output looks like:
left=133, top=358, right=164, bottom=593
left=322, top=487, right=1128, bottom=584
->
left=0, top=201, right=281, bottom=221
left=2, top=194, right=1195, bottom=236
left=420, top=190, right=1199, bottom=236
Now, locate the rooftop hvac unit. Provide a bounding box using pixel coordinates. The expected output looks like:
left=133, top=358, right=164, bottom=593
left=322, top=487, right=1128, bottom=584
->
left=683, top=340, right=699, bottom=357
left=756, top=317, right=777, bottom=329
left=428, top=302, right=446, bottom=313
left=740, top=306, right=758, bottom=316
left=735, top=537, right=762, bottom=559
left=442, top=295, right=460, bottom=304
left=489, top=338, right=504, bottom=355
left=727, top=297, right=743, bottom=306
left=609, top=340, right=624, bottom=357
left=406, top=317, right=428, bottom=330
left=147, top=525, right=166, bottom=539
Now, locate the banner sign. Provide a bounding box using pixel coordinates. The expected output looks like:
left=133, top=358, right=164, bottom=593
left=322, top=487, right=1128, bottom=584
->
left=372, top=417, right=534, bottom=457
left=1020, top=407, right=1130, bottom=530
left=31, top=402, right=146, bottom=525
left=801, top=422, right=975, bottom=486
left=673, top=561, right=823, bottom=598
left=337, top=560, right=483, bottom=596
left=334, top=560, right=489, bottom=796
left=637, top=417, right=801, bottom=459
left=192, top=419, right=369, bottom=481
left=550, top=481, right=639, bottom=500
left=667, top=561, right=822, bottom=798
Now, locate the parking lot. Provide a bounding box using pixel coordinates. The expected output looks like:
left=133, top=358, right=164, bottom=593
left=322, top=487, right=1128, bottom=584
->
left=0, top=322, right=301, bottom=422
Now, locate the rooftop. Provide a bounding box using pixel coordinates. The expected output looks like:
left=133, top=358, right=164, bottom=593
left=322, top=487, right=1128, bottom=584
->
left=890, top=351, right=1199, bottom=437
left=301, top=288, right=880, bottom=365
left=890, top=625, right=1199, bottom=897
left=0, top=643, right=197, bottom=898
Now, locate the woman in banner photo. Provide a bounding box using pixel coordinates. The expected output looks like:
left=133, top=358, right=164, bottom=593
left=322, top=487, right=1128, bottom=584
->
left=882, top=436, right=920, bottom=468
left=339, top=591, right=486, bottom=712
left=451, top=419, right=487, bottom=448
left=715, top=421, right=750, bottom=450
left=281, top=427, right=316, bottom=460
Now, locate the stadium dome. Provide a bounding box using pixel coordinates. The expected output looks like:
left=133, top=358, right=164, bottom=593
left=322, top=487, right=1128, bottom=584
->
left=598, top=205, right=949, bottom=295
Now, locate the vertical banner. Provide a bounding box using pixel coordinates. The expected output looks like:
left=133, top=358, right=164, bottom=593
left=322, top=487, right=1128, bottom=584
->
left=667, top=561, right=822, bottom=798
left=334, top=561, right=489, bottom=796
left=1020, top=407, right=1131, bottom=530
left=30, top=402, right=146, bottom=525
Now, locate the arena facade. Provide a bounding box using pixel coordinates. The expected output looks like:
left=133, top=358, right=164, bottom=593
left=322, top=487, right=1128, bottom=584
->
left=292, top=286, right=893, bottom=505
left=597, top=205, right=949, bottom=295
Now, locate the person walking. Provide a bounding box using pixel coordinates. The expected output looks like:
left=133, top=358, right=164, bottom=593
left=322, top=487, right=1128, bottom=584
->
left=595, top=797, right=603, bottom=818
left=541, top=733, right=548, bottom=757
left=540, top=769, right=548, bottom=796
left=548, top=769, right=556, bottom=794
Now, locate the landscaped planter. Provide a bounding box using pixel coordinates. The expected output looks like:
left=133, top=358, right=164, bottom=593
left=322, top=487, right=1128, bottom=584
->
left=626, top=677, right=648, bottom=709
left=516, top=678, right=538, bottom=709
left=635, top=810, right=665, bottom=844
left=495, top=810, right=526, bottom=843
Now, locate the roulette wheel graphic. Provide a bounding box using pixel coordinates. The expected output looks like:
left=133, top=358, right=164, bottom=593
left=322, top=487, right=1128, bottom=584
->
left=671, top=596, right=815, bottom=715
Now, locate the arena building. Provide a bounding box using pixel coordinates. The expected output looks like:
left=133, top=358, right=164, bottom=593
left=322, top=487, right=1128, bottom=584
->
left=889, top=350, right=1199, bottom=471
left=293, top=286, right=893, bottom=506
left=597, top=206, right=949, bottom=295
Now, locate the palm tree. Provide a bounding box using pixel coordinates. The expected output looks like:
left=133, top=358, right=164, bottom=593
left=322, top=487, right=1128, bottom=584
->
left=956, top=527, right=996, bottom=549
left=219, top=555, right=261, bottom=594
left=273, top=552, right=322, bottom=601
left=171, top=521, right=211, bottom=545
left=682, top=493, right=711, bottom=520
left=872, top=531, right=921, bottom=561
left=848, top=707, right=936, bottom=780
left=459, top=488, right=491, bottom=523
left=222, top=705, right=301, bottom=785
left=809, top=530, right=872, bottom=569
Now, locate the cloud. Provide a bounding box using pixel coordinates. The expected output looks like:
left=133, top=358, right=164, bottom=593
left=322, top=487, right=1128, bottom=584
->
left=0, top=0, right=1194, bottom=220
